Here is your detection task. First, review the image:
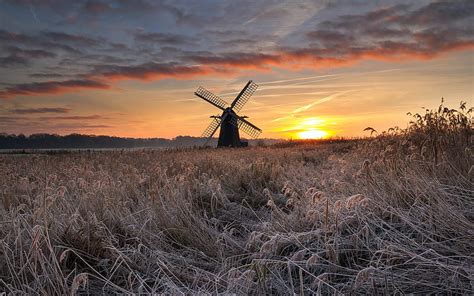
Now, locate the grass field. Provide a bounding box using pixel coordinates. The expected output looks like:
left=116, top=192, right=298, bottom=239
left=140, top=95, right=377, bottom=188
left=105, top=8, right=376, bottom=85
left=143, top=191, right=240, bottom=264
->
left=0, top=103, right=472, bottom=295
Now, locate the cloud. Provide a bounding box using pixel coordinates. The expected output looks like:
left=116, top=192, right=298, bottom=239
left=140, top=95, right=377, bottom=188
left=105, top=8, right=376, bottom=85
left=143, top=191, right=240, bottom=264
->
left=306, top=29, right=355, bottom=45
left=0, top=30, right=82, bottom=54
left=41, top=31, right=100, bottom=46
left=29, top=73, right=69, bottom=78
left=93, top=62, right=213, bottom=80
left=0, top=55, right=29, bottom=67
left=10, top=107, right=71, bottom=114
left=1, top=0, right=473, bottom=99
left=188, top=53, right=281, bottom=68
left=4, top=46, right=56, bottom=58
left=0, top=116, right=18, bottom=123
left=184, top=1, right=473, bottom=72
left=39, top=115, right=105, bottom=120
left=0, top=46, right=56, bottom=67
left=0, top=79, right=110, bottom=98
left=134, top=31, right=195, bottom=45
left=0, top=120, right=113, bottom=135
left=84, top=0, right=110, bottom=14
left=404, top=0, right=474, bottom=25
left=5, top=0, right=64, bottom=7
left=301, top=1, right=474, bottom=63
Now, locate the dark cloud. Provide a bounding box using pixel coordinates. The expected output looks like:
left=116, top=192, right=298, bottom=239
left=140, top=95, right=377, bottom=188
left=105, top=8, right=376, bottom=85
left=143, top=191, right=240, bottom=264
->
left=0, top=79, right=110, bottom=98
left=109, top=42, right=129, bottom=51
left=57, top=54, right=134, bottom=69
left=93, top=62, right=211, bottom=80
left=317, top=4, right=411, bottom=32
left=84, top=0, right=111, bottom=14
left=5, top=0, right=63, bottom=6
left=217, top=38, right=259, bottom=48
left=39, top=115, right=105, bottom=120
left=0, top=29, right=117, bottom=57
left=0, top=117, right=112, bottom=134
left=210, top=29, right=277, bottom=50
left=205, top=29, right=248, bottom=38
left=40, top=42, right=82, bottom=54
left=29, top=73, right=69, bottom=78
left=0, top=46, right=56, bottom=67
left=0, top=116, right=18, bottom=123
left=306, top=30, right=355, bottom=46
left=134, top=32, right=195, bottom=45
left=313, top=1, right=473, bottom=43
left=6, top=0, right=186, bottom=19
left=188, top=53, right=281, bottom=68
left=3, top=46, right=56, bottom=59
left=363, top=27, right=411, bottom=39
left=41, top=31, right=100, bottom=46
left=10, top=107, right=71, bottom=114
left=302, top=1, right=473, bottom=63
left=0, top=30, right=82, bottom=54
left=80, top=124, right=111, bottom=128
left=0, top=55, right=29, bottom=67
left=0, top=29, right=39, bottom=45
left=76, top=0, right=188, bottom=23
left=405, top=0, right=474, bottom=25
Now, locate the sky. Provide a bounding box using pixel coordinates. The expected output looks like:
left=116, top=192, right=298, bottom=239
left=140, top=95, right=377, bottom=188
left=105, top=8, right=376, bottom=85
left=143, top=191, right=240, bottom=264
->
left=0, top=0, right=473, bottom=139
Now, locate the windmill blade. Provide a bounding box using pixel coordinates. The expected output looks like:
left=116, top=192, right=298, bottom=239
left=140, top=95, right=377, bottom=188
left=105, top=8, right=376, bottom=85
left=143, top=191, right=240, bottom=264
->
left=229, top=114, right=262, bottom=138
left=230, top=80, right=258, bottom=113
left=201, top=113, right=228, bottom=146
left=195, top=86, right=228, bottom=111
left=201, top=117, right=221, bottom=146
left=238, top=118, right=262, bottom=138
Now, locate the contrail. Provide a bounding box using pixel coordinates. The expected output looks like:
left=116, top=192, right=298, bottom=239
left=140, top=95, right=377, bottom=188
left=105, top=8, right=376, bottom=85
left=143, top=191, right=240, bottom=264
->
left=292, top=90, right=354, bottom=114
left=258, top=74, right=338, bottom=86
left=29, top=3, right=40, bottom=23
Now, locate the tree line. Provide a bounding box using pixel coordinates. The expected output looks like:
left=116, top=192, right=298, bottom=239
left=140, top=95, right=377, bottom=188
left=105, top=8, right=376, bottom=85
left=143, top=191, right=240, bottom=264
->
left=0, top=133, right=206, bottom=149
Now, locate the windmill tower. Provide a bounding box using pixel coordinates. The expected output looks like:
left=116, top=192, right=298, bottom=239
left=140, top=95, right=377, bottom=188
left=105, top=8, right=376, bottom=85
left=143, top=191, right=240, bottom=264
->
left=194, top=80, right=261, bottom=147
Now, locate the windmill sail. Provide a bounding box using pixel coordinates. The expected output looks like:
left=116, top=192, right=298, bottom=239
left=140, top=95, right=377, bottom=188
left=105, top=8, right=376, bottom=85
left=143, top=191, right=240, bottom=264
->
left=229, top=114, right=261, bottom=138
left=230, top=80, right=258, bottom=113
left=201, top=117, right=221, bottom=138
left=195, top=86, right=228, bottom=111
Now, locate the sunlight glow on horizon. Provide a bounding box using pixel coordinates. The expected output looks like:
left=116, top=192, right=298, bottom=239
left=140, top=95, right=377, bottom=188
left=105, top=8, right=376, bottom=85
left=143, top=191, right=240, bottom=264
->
left=297, top=129, right=329, bottom=139
left=280, top=117, right=333, bottom=139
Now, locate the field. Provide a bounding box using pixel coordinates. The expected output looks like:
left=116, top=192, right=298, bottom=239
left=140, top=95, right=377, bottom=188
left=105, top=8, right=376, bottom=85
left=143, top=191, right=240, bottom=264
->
left=0, top=103, right=472, bottom=295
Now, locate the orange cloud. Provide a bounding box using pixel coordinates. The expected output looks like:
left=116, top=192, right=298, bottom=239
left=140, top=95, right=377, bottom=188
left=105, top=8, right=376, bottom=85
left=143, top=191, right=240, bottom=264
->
left=188, top=53, right=282, bottom=69
left=93, top=62, right=215, bottom=81
left=3, top=38, right=473, bottom=99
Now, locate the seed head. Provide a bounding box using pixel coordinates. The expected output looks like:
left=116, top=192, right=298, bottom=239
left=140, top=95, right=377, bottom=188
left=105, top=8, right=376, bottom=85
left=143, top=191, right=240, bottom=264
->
left=306, top=254, right=319, bottom=269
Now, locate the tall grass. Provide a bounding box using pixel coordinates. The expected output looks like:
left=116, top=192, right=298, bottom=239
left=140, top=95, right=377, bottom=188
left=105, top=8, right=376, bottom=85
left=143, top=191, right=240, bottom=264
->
left=0, top=101, right=472, bottom=294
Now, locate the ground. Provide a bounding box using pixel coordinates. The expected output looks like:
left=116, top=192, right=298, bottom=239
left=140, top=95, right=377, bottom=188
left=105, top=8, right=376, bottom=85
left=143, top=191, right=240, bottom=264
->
left=0, top=131, right=472, bottom=294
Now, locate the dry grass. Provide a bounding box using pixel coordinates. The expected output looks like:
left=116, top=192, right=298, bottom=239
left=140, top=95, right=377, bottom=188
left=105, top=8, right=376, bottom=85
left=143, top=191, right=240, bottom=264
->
left=0, top=102, right=472, bottom=295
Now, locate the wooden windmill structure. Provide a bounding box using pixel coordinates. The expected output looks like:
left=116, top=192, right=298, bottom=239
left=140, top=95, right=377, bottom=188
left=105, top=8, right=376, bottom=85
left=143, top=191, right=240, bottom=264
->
left=194, top=80, right=261, bottom=147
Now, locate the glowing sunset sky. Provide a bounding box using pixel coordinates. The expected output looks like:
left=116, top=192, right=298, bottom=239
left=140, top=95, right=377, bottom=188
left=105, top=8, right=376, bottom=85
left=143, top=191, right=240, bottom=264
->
left=0, top=0, right=473, bottom=139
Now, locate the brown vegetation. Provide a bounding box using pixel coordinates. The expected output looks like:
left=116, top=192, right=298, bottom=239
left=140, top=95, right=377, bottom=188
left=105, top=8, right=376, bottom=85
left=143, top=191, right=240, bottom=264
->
left=0, top=102, right=472, bottom=294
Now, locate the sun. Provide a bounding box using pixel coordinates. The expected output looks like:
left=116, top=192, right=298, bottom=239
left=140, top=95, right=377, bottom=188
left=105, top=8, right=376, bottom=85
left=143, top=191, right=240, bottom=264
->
left=297, top=129, right=328, bottom=139
left=282, top=117, right=333, bottom=139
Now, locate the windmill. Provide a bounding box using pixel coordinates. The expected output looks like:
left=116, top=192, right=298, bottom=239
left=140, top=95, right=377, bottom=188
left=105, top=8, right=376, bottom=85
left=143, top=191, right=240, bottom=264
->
left=195, top=80, right=262, bottom=147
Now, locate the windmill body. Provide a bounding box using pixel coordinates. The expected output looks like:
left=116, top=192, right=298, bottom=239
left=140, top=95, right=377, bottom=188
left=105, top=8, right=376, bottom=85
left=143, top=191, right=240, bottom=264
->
left=194, top=81, right=261, bottom=147
left=217, top=108, right=246, bottom=147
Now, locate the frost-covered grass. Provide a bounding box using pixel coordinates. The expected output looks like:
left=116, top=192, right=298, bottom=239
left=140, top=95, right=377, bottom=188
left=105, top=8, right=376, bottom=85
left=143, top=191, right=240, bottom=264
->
left=0, top=102, right=472, bottom=295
